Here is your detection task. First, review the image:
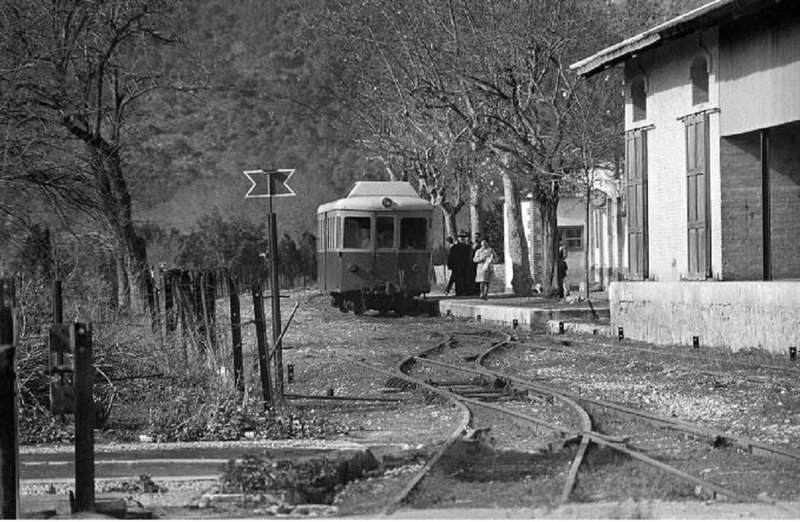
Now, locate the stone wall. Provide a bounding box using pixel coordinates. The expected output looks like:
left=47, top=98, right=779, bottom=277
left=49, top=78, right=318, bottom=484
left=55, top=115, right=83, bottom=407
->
left=609, top=281, right=800, bottom=353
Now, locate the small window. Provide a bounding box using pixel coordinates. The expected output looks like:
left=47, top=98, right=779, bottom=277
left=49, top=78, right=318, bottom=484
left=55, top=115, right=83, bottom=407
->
left=559, top=226, right=583, bottom=251
left=343, top=217, right=371, bottom=249
left=690, top=56, right=709, bottom=105
left=631, top=76, right=647, bottom=122
left=400, top=218, right=427, bottom=250
left=376, top=216, right=395, bottom=249
left=318, top=217, right=324, bottom=251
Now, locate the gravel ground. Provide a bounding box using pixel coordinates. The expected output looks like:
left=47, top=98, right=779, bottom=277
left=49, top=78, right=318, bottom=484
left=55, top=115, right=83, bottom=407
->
left=20, top=290, right=800, bottom=518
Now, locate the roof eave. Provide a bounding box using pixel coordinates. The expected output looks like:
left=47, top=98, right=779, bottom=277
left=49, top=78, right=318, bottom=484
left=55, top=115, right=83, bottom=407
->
left=572, top=33, right=662, bottom=77
left=570, top=0, right=773, bottom=77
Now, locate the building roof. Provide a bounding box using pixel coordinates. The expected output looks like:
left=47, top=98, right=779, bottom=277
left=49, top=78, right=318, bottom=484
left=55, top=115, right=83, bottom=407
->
left=571, top=0, right=783, bottom=77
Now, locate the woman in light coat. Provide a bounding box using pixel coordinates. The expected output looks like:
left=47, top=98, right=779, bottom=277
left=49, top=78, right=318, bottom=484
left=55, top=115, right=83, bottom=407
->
left=473, top=239, right=496, bottom=300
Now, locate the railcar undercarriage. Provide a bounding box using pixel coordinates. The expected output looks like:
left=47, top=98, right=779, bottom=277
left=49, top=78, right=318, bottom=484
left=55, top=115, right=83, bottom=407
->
left=331, top=288, right=419, bottom=316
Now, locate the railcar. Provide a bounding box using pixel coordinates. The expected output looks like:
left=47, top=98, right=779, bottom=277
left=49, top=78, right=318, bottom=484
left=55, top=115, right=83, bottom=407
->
left=317, top=181, right=433, bottom=314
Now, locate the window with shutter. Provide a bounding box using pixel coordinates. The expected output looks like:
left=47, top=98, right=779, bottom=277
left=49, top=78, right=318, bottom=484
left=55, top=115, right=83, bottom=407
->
left=686, top=114, right=711, bottom=277
left=625, top=129, right=649, bottom=279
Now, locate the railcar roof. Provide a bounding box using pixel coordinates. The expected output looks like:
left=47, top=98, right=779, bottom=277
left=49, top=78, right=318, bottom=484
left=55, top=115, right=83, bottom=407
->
left=317, top=196, right=433, bottom=213
left=317, top=181, right=433, bottom=213
left=347, top=181, right=421, bottom=198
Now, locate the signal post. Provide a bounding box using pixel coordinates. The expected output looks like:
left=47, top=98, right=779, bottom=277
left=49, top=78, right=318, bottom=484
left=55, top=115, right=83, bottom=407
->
left=244, top=168, right=296, bottom=408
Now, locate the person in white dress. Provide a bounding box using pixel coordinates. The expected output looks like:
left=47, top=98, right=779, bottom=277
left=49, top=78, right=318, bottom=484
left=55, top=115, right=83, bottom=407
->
left=472, top=239, right=496, bottom=300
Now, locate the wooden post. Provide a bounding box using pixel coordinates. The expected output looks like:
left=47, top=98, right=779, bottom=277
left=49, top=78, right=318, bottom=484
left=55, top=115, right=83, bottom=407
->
left=73, top=323, right=94, bottom=513
left=53, top=280, right=63, bottom=324
left=163, top=270, right=176, bottom=333
left=229, top=275, right=244, bottom=393
left=0, top=279, right=18, bottom=519
left=251, top=284, right=272, bottom=409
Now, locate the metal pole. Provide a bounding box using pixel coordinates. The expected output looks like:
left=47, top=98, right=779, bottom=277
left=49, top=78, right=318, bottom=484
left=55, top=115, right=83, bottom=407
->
left=251, top=284, right=272, bottom=409
left=0, top=280, right=18, bottom=519
left=761, top=129, right=772, bottom=281
left=267, top=174, right=284, bottom=407
left=73, top=323, right=94, bottom=513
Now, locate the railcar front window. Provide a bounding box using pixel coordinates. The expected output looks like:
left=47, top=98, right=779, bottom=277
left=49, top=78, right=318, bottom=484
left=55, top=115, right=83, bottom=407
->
left=376, top=216, right=394, bottom=248
left=400, top=218, right=427, bottom=250
left=343, top=217, right=372, bottom=249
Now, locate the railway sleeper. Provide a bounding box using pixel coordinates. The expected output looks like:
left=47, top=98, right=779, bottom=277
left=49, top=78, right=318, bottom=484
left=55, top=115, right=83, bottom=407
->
left=427, top=379, right=481, bottom=387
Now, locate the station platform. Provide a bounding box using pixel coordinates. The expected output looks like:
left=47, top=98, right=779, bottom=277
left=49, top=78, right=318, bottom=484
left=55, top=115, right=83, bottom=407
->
left=427, top=293, right=611, bottom=332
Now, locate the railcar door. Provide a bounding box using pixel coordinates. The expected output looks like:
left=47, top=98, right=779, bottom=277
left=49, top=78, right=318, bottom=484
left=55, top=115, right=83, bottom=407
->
left=318, top=213, right=326, bottom=290
left=398, top=214, right=432, bottom=295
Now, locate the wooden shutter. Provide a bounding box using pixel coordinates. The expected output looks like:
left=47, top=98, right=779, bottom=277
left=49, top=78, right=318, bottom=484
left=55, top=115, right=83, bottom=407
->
left=626, top=129, right=649, bottom=279
left=685, top=114, right=711, bottom=277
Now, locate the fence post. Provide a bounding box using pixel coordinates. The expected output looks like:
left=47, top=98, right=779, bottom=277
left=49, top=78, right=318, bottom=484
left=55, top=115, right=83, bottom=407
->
left=0, top=279, right=18, bottom=519
left=53, top=280, right=63, bottom=324
left=229, top=275, right=244, bottom=392
left=73, top=323, right=94, bottom=513
left=251, top=284, right=272, bottom=409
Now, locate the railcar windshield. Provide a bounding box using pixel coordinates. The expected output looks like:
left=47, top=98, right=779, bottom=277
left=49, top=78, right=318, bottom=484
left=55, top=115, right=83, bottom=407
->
left=376, top=216, right=394, bottom=249
left=400, top=218, right=427, bottom=250
left=343, top=216, right=371, bottom=248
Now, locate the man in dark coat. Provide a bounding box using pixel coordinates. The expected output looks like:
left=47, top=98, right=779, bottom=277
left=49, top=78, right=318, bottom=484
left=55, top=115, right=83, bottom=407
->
left=449, top=232, right=472, bottom=295
left=444, top=236, right=457, bottom=295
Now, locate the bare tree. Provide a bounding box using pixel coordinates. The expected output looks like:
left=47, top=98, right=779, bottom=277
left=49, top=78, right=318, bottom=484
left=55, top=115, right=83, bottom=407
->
left=0, top=0, right=187, bottom=310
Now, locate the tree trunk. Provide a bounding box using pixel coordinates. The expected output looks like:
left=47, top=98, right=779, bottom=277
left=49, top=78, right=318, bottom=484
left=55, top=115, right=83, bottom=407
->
left=539, top=197, right=559, bottom=296
left=66, top=117, right=149, bottom=313
left=585, top=183, right=592, bottom=300
left=469, top=181, right=482, bottom=239
left=443, top=208, right=458, bottom=240
left=502, top=171, right=534, bottom=296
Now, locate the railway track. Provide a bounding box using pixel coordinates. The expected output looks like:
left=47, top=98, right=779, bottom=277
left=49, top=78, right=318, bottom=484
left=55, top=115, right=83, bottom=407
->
left=341, top=324, right=800, bottom=514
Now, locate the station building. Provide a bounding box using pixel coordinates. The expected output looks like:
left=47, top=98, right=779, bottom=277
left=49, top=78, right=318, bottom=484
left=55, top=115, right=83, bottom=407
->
left=571, top=0, right=800, bottom=353
left=510, top=169, right=625, bottom=294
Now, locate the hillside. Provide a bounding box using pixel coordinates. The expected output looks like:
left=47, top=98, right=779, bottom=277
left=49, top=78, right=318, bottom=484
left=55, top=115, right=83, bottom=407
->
left=129, top=0, right=714, bottom=239
left=129, top=0, right=382, bottom=239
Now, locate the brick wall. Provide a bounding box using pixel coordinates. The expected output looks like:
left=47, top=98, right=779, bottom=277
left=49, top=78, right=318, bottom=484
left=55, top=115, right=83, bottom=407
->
left=719, top=133, right=762, bottom=280
left=770, top=123, right=800, bottom=279
left=719, top=122, right=800, bottom=280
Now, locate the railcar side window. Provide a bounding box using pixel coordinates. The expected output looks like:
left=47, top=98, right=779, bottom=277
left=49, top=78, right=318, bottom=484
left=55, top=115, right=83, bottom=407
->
left=343, top=217, right=372, bottom=249
left=376, top=217, right=394, bottom=249
left=400, top=218, right=427, bottom=250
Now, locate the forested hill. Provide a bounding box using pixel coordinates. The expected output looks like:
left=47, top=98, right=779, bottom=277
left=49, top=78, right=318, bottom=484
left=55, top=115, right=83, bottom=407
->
left=131, top=0, right=710, bottom=238
left=131, top=0, right=382, bottom=239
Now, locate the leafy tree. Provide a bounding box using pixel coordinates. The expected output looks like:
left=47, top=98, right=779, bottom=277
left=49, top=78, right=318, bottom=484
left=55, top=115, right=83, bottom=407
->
left=278, top=233, right=299, bottom=288
left=9, top=224, right=54, bottom=280
left=176, top=212, right=266, bottom=274
left=297, top=231, right=317, bottom=287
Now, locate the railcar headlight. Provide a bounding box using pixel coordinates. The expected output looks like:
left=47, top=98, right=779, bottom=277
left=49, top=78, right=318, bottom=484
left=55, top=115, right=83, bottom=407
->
left=347, top=263, right=359, bottom=272
left=381, top=197, right=394, bottom=208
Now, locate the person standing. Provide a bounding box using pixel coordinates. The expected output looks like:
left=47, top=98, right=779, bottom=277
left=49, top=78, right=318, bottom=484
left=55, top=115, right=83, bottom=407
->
left=557, top=239, right=569, bottom=298
left=451, top=232, right=472, bottom=295
left=469, top=233, right=481, bottom=296
left=473, top=239, right=496, bottom=300
left=444, top=236, right=457, bottom=295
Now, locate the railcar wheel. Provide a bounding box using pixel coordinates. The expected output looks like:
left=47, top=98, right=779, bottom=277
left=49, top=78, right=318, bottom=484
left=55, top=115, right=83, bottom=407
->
left=352, top=297, right=364, bottom=316
left=332, top=295, right=347, bottom=313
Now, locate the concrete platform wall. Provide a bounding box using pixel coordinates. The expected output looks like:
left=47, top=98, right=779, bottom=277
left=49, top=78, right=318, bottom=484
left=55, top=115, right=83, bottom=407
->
left=609, top=281, right=800, bottom=353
